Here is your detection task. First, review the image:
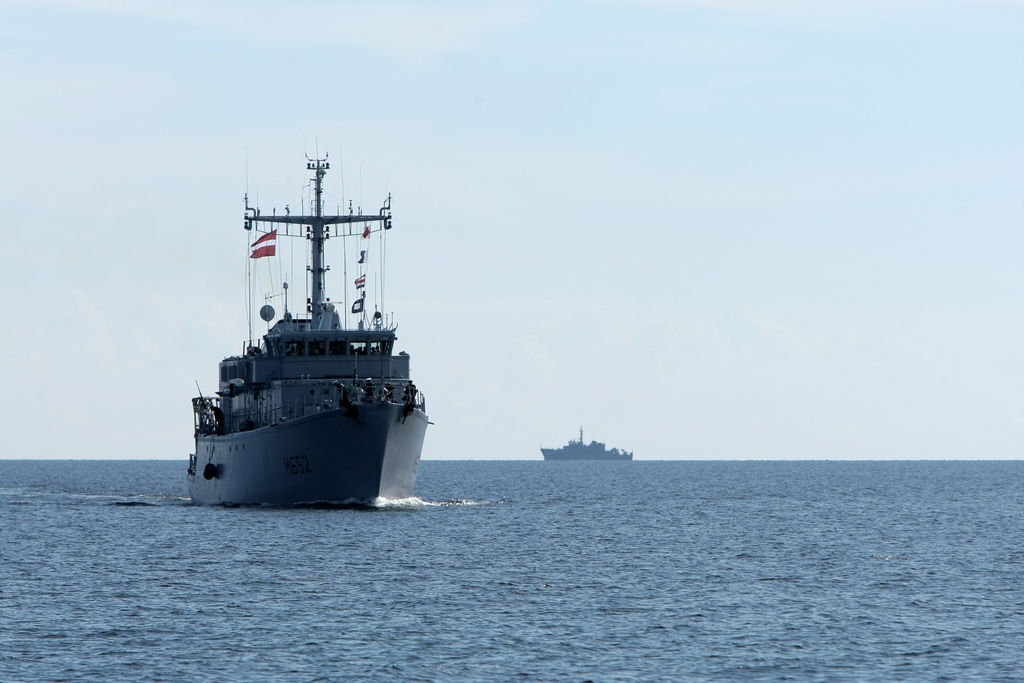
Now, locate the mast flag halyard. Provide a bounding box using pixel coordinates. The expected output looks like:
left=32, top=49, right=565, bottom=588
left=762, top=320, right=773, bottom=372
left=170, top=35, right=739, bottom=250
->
left=244, top=155, right=392, bottom=329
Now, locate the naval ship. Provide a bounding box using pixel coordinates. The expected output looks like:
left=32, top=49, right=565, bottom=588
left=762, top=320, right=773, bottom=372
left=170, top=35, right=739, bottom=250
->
left=541, top=428, right=633, bottom=461
left=187, top=156, right=428, bottom=505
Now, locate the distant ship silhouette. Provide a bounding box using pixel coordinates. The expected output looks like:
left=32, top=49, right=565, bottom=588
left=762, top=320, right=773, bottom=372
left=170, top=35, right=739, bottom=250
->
left=541, top=427, right=633, bottom=461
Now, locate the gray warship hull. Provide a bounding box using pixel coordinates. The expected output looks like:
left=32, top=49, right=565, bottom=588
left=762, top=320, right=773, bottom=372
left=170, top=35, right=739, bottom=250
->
left=189, top=403, right=427, bottom=505
left=189, top=157, right=429, bottom=506
left=540, top=447, right=632, bottom=461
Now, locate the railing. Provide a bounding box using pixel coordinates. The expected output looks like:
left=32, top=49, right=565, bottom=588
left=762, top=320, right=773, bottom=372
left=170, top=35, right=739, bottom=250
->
left=192, top=396, right=222, bottom=437
left=198, top=380, right=426, bottom=436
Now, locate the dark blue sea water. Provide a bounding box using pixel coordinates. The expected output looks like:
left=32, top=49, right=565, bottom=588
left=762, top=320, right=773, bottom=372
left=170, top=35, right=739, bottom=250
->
left=2, top=460, right=1023, bottom=681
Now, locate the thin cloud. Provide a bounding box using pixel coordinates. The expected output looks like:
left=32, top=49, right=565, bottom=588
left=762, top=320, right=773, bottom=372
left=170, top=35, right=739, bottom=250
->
left=3, top=0, right=539, bottom=61
left=584, top=0, right=1024, bottom=34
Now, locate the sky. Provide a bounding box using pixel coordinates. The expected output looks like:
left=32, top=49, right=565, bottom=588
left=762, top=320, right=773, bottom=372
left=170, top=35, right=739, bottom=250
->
left=1, top=0, right=1022, bottom=460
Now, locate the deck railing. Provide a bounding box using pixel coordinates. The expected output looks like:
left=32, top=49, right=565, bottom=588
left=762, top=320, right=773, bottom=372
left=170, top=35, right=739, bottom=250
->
left=193, top=380, right=425, bottom=436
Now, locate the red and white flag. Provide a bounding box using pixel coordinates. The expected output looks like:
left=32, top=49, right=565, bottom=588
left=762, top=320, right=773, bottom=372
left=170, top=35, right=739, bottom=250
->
left=362, top=225, right=371, bottom=238
left=354, top=275, right=366, bottom=289
left=250, top=230, right=277, bottom=259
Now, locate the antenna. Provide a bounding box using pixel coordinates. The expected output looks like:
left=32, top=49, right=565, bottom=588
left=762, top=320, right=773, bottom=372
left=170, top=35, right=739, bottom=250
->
left=244, top=157, right=390, bottom=330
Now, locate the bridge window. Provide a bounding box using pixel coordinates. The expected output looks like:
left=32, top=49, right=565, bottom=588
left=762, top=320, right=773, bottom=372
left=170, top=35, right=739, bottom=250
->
left=382, top=339, right=393, bottom=355
left=220, top=363, right=244, bottom=381
left=369, top=341, right=382, bottom=355
left=329, top=340, right=347, bottom=355
left=284, top=341, right=305, bottom=356
left=350, top=341, right=368, bottom=356
left=308, top=340, right=325, bottom=356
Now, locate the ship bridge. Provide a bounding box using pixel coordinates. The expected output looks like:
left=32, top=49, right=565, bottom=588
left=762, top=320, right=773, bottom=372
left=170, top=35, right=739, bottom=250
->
left=217, top=318, right=409, bottom=388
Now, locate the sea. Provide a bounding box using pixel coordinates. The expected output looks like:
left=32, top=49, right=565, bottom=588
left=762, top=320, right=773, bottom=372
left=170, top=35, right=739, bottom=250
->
left=2, top=460, right=1022, bottom=682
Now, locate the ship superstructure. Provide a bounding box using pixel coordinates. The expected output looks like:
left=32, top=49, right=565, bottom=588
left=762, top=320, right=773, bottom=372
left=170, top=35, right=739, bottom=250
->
left=187, top=157, right=428, bottom=504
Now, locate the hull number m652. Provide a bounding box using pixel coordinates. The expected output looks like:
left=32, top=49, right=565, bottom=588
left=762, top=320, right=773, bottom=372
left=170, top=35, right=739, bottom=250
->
left=284, top=455, right=313, bottom=475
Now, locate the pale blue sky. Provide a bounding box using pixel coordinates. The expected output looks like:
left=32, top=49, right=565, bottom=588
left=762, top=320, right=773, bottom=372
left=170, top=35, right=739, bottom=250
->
left=1, top=0, right=1022, bottom=459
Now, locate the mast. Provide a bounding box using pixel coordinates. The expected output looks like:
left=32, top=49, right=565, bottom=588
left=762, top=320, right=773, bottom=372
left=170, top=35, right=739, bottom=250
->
left=310, top=157, right=327, bottom=325
left=245, top=157, right=392, bottom=330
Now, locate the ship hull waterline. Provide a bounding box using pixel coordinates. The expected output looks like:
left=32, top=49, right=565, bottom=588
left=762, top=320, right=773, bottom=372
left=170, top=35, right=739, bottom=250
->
left=188, top=403, right=427, bottom=505
left=540, top=448, right=632, bottom=461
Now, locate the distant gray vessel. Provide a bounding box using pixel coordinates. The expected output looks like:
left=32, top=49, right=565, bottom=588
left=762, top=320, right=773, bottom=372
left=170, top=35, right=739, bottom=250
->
left=187, top=156, right=428, bottom=505
left=541, top=428, right=633, bottom=461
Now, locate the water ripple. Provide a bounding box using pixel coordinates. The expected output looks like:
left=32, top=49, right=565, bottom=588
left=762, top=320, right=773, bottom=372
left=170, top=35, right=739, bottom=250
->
left=2, top=460, right=1023, bottom=681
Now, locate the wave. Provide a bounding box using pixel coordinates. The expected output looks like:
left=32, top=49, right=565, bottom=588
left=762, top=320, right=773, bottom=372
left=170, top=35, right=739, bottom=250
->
left=366, top=496, right=492, bottom=509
